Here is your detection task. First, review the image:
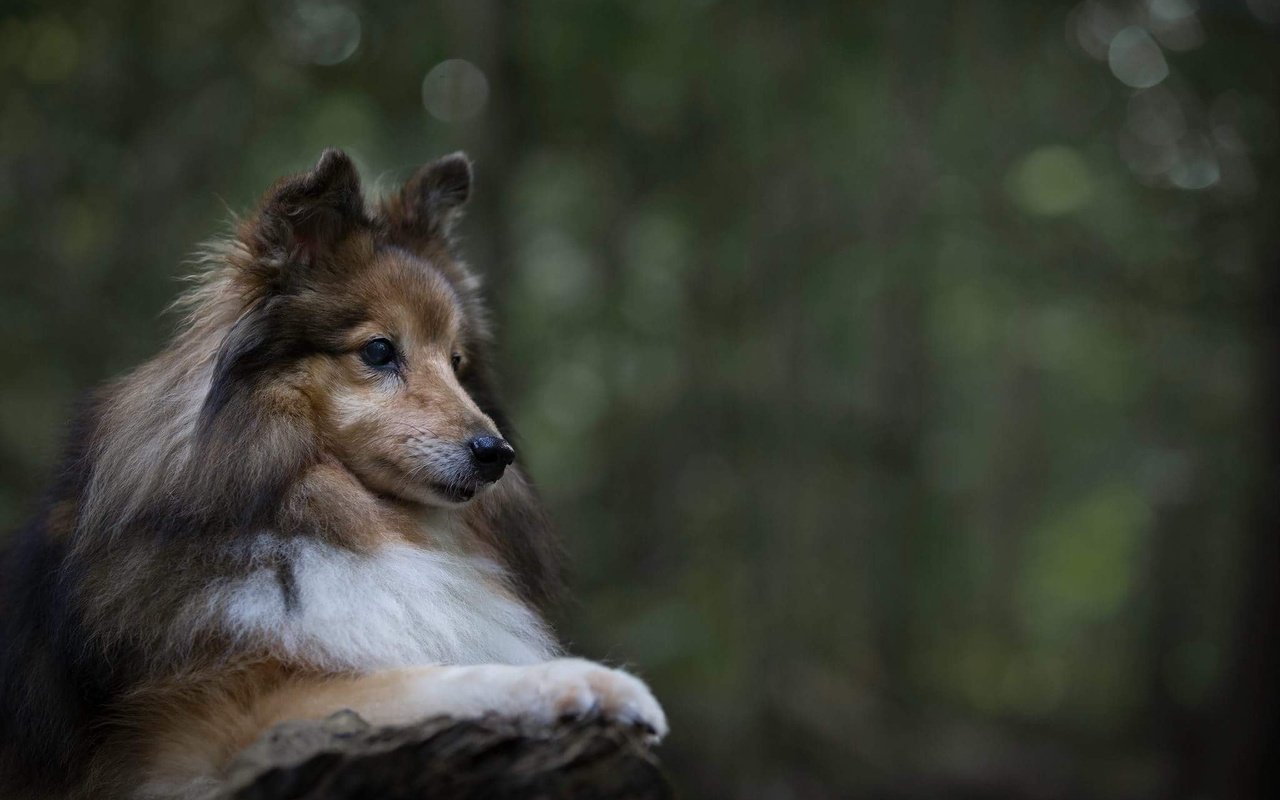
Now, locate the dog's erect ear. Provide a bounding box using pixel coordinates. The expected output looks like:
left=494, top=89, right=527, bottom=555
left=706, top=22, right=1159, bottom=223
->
left=246, top=148, right=365, bottom=265
left=386, top=152, right=472, bottom=240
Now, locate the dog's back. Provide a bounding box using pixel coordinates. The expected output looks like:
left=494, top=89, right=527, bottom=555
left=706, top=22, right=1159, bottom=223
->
left=0, top=399, right=116, bottom=796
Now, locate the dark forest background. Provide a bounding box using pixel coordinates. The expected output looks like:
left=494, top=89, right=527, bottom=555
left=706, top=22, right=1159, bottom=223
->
left=1, top=1, right=1278, bottom=797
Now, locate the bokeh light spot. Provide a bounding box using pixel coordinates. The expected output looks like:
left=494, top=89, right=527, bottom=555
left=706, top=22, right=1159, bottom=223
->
left=1148, top=0, right=1204, bottom=51
left=1169, top=136, right=1220, bottom=190
left=273, top=0, right=362, bottom=66
left=1149, top=0, right=1196, bottom=21
left=1069, top=1, right=1124, bottom=61
left=422, top=59, right=489, bottom=123
left=1020, top=484, right=1150, bottom=639
left=1108, top=26, right=1168, bottom=89
left=1007, top=146, right=1094, bottom=216
left=23, top=18, right=79, bottom=84
left=534, top=357, right=610, bottom=438
left=517, top=230, right=598, bottom=312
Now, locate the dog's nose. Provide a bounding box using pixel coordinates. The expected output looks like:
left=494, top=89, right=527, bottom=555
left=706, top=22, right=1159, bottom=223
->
left=469, top=435, right=516, bottom=482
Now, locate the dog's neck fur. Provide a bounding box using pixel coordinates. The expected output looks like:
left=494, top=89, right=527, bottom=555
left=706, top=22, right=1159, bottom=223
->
left=198, top=531, right=559, bottom=670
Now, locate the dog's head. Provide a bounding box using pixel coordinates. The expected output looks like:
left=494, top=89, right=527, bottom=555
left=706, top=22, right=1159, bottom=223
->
left=205, top=149, right=512, bottom=508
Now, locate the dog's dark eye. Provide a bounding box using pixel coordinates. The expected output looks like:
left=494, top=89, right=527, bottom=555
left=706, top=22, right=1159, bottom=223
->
left=450, top=353, right=463, bottom=372
left=360, top=338, right=396, bottom=368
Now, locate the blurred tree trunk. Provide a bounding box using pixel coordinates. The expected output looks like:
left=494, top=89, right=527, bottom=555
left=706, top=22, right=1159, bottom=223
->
left=860, top=4, right=951, bottom=702
left=440, top=0, right=518, bottom=288
left=1209, top=57, right=1280, bottom=792
left=1141, top=486, right=1209, bottom=799
left=980, top=359, right=1048, bottom=640
left=1212, top=248, right=1280, bottom=800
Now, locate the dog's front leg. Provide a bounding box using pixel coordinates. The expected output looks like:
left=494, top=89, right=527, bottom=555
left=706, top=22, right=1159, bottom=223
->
left=258, top=658, right=668, bottom=737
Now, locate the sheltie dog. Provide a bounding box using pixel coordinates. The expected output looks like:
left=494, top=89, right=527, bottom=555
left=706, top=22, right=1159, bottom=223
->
left=0, top=150, right=666, bottom=799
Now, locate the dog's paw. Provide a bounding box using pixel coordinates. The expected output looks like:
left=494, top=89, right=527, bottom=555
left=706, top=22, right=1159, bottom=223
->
left=402, top=658, right=669, bottom=742
left=447, top=658, right=666, bottom=741
left=524, top=658, right=668, bottom=739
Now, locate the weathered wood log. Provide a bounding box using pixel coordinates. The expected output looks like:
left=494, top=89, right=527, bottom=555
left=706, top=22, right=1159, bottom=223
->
left=214, top=711, right=673, bottom=800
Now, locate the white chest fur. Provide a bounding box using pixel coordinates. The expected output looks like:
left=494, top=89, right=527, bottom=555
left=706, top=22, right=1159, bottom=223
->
left=200, top=534, right=558, bottom=670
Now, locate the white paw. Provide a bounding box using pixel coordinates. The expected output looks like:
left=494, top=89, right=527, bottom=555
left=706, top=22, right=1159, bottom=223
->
left=519, top=658, right=668, bottom=739
left=400, top=659, right=669, bottom=742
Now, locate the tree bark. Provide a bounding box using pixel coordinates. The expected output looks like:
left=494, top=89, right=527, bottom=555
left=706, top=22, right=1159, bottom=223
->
left=215, top=712, right=673, bottom=800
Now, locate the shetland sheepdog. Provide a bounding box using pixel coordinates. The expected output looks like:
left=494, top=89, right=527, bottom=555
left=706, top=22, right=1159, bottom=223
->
left=0, top=150, right=666, bottom=799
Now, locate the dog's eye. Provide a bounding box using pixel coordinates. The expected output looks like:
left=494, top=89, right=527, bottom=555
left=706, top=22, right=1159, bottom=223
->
left=360, top=338, right=396, bottom=368
left=450, top=353, right=463, bottom=372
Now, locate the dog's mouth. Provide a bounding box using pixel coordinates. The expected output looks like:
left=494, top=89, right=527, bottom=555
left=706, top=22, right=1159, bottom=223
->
left=429, top=482, right=478, bottom=504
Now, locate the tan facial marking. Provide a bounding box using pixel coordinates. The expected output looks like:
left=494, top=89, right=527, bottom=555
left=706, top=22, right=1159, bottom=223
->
left=299, top=249, right=502, bottom=507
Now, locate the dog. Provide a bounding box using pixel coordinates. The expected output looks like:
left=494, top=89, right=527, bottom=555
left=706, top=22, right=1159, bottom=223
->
left=0, top=150, right=666, bottom=799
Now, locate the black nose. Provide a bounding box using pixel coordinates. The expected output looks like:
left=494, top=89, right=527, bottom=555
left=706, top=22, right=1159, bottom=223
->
left=469, top=435, right=516, bottom=482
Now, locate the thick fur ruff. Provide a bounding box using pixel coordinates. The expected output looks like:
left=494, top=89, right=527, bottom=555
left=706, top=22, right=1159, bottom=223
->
left=0, top=151, right=664, bottom=799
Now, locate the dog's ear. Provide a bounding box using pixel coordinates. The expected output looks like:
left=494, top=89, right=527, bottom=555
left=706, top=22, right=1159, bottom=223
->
left=244, top=148, right=365, bottom=266
left=384, top=152, right=472, bottom=241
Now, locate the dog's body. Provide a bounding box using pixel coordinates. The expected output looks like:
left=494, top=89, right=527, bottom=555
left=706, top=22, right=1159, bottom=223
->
left=0, top=151, right=665, bottom=799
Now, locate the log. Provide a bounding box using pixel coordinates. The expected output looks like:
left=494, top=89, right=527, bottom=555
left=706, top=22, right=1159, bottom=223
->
left=213, top=711, right=674, bottom=800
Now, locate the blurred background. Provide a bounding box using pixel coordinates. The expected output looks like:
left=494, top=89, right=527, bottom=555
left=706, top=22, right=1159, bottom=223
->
left=1, top=1, right=1278, bottom=797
